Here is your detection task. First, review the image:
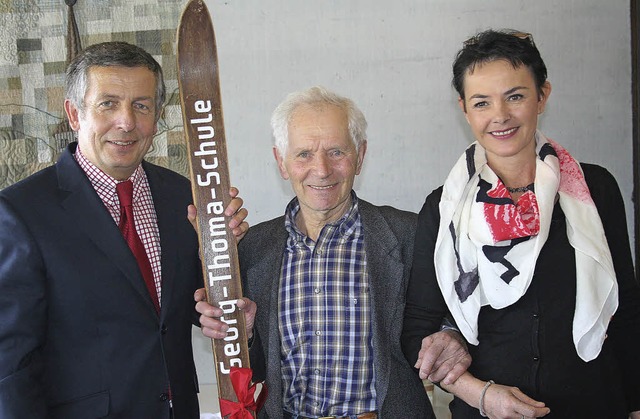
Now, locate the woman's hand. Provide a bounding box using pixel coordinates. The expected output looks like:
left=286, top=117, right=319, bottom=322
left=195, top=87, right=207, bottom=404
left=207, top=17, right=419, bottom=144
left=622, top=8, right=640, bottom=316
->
left=439, top=372, right=549, bottom=419
left=483, top=383, right=550, bottom=419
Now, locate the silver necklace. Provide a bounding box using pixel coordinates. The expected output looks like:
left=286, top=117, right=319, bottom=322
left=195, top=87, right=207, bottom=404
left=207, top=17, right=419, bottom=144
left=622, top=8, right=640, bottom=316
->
left=506, top=183, right=534, bottom=193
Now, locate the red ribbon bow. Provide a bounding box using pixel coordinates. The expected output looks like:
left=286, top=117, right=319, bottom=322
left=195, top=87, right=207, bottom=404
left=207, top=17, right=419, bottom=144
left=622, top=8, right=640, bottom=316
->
left=220, top=367, right=267, bottom=419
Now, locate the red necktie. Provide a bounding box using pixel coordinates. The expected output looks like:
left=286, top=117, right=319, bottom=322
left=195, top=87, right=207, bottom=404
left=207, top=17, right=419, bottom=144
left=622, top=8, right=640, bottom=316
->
left=116, top=180, right=160, bottom=314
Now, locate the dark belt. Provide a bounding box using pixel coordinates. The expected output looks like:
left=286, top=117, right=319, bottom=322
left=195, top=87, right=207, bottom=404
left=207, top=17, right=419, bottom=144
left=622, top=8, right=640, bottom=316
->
left=283, top=411, right=377, bottom=419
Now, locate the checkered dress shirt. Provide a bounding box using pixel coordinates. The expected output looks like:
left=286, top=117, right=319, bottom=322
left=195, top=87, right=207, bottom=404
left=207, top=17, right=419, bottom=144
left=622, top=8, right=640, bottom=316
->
left=75, top=148, right=163, bottom=304
left=279, top=194, right=376, bottom=417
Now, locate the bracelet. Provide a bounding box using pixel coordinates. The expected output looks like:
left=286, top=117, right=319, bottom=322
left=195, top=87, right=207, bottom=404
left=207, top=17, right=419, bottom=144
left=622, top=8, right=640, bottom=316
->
left=478, top=379, right=495, bottom=417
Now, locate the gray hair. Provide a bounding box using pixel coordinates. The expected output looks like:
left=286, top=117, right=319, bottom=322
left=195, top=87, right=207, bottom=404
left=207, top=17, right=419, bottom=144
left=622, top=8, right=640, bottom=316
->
left=65, top=41, right=166, bottom=121
left=271, top=86, right=367, bottom=156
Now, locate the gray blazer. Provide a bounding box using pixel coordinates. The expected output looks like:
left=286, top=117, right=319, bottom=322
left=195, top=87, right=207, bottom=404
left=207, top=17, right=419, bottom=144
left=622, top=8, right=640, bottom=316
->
left=239, top=198, right=434, bottom=419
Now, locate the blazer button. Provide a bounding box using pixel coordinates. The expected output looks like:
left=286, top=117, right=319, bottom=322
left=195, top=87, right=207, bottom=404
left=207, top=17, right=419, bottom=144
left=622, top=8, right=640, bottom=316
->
left=161, top=325, right=168, bottom=335
left=159, top=393, right=169, bottom=401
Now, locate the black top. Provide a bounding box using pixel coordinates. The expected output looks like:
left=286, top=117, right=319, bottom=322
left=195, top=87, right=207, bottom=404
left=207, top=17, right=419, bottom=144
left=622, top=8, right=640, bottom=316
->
left=401, top=163, right=640, bottom=418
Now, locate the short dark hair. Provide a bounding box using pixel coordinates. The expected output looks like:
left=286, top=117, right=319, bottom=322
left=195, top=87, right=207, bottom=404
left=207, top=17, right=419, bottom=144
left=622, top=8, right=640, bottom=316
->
left=65, top=41, right=166, bottom=120
left=452, top=29, right=548, bottom=101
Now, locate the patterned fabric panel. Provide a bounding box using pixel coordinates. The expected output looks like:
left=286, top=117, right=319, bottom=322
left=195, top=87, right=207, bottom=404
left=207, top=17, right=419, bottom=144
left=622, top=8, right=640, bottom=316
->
left=0, top=0, right=190, bottom=188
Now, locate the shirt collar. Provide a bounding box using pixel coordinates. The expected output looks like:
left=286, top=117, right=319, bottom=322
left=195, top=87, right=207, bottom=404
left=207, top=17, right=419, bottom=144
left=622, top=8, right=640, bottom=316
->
left=284, top=191, right=360, bottom=244
left=74, top=145, right=145, bottom=205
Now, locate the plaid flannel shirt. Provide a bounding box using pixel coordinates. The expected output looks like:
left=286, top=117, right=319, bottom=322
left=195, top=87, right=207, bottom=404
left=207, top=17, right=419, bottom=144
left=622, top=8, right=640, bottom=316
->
left=279, top=194, right=376, bottom=417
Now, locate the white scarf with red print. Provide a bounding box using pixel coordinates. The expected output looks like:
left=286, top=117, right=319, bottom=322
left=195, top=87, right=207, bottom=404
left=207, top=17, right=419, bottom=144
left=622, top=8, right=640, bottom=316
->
left=434, top=131, right=618, bottom=361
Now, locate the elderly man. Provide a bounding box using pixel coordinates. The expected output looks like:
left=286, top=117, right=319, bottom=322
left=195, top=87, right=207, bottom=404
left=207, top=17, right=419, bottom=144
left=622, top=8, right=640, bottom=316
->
left=197, top=86, right=470, bottom=418
left=0, top=42, right=246, bottom=418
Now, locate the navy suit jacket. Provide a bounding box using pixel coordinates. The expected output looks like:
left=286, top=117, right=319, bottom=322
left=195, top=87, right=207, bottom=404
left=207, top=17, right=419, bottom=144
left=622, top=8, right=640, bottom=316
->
left=238, top=198, right=434, bottom=419
left=0, top=143, right=202, bottom=418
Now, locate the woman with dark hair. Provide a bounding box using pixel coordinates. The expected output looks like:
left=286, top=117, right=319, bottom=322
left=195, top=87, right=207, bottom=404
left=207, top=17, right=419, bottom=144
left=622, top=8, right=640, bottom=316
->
left=402, top=29, right=640, bottom=419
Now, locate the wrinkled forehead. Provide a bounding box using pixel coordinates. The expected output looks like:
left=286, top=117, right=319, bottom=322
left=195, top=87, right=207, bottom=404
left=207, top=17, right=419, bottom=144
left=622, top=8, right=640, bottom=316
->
left=288, top=105, right=351, bottom=145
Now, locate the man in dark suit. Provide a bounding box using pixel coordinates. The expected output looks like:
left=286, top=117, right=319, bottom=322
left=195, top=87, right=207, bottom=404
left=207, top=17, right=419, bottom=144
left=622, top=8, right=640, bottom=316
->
left=0, top=41, right=246, bottom=418
left=197, top=86, right=471, bottom=418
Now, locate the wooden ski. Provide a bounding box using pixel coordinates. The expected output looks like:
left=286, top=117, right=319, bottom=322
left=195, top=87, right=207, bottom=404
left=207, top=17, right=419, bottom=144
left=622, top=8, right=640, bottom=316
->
left=176, top=0, right=251, bottom=407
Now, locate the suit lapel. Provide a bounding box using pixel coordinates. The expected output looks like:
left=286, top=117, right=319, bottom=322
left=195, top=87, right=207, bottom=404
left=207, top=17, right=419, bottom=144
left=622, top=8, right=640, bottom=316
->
left=144, top=164, right=179, bottom=318
left=359, top=200, right=404, bottom=331
left=245, top=221, right=287, bottom=406
left=56, top=147, right=159, bottom=318
left=359, top=200, right=405, bottom=408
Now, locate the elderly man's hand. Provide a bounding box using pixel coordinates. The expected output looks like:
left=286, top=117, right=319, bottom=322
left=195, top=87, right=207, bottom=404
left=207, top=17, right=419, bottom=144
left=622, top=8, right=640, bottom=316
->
left=414, top=329, right=471, bottom=385
left=194, top=288, right=256, bottom=340
left=187, top=186, right=249, bottom=241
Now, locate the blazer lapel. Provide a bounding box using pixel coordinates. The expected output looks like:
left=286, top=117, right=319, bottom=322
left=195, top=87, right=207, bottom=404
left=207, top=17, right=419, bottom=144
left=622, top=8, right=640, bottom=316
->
left=359, top=200, right=406, bottom=408
left=245, top=221, right=287, bottom=408
left=56, top=147, right=160, bottom=318
left=250, top=246, right=282, bottom=359
left=359, top=200, right=404, bottom=331
left=144, top=164, right=180, bottom=318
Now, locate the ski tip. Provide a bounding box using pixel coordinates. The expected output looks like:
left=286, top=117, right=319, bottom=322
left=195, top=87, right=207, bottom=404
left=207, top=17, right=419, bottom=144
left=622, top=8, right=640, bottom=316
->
left=177, top=0, right=214, bottom=45
left=179, top=0, right=211, bottom=24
